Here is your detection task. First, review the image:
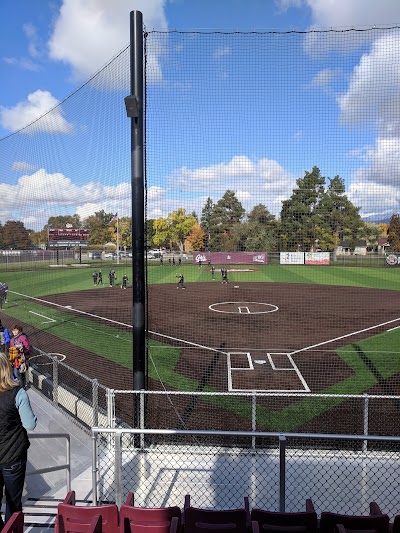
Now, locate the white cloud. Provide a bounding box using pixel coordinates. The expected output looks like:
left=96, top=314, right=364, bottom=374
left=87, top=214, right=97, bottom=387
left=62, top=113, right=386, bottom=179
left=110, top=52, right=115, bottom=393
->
left=12, top=161, right=36, bottom=172
left=23, top=22, right=44, bottom=59
left=213, top=47, right=231, bottom=59
left=0, top=90, right=73, bottom=134
left=348, top=180, right=400, bottom=219
left=48, top=0, right=167, bottom=84
left=305, top=0, right=400, bottom=29
left=309, top=68, right=340, bottom=90
left=2, top=56, right=41, bottom=72
left=348, top=135, right=400, bottom=216
left=338, top=31, right=400, bottom=135
left=0, top=168, right=132, bottom=230
left=293, top=0, right=400, bottom=57
left=168, top=156, right=295, bottom=216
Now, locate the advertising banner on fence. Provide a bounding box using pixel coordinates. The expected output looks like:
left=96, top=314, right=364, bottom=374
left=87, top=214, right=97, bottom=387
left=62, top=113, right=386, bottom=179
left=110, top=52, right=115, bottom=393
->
left=305, top=252, right=330, bottom=265
left=192, top=252, right=268, bottom=265
left=280, top=252, right=304, bottom=265
left=386, top=254, right=400, bottom=266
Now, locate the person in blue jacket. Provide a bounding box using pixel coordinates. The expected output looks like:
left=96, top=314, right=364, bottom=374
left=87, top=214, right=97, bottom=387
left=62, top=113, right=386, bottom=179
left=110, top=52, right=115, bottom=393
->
left=0, top=352, right=37, bottom=528
left=0, top=321, right=10, bottom=356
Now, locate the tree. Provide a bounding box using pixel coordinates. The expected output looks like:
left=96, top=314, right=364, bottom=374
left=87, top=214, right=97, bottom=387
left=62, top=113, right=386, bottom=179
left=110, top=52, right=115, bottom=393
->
left=387, top=214, right=400, bottom=252
left=279, top=168, right=362, bottom=255
left=231, top=204, right=278, bottom=251
left=200, top=197, right=214, bottom=250
left=47, top=214, right=81, bottom=229
left=357, top=222, right=382, bottom=251
left=208, top=190, right=245, bottom=251
left=186, top=223, right=206, bottom=251
left=83, top=210, right=117, bottom=246
left=280, top=166, right=325, bottom=251
left=153, top=208, right=197, bottom=252
left=1, top=221, right=32, bottom=249
left=318, top=176, right=362, bottom=258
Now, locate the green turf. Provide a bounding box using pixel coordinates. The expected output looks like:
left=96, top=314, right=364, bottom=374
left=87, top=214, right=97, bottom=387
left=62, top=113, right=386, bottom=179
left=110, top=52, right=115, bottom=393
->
left=3, top=263, right=400, bottom=430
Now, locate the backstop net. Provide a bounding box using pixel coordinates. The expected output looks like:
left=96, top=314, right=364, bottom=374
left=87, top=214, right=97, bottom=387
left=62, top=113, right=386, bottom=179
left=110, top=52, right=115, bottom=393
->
left=1, top=26, right=400, bottom=434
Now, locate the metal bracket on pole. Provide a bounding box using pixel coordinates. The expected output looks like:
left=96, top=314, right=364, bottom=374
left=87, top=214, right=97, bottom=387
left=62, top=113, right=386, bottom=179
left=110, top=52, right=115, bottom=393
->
left=124, top=95, right=140, bottom=118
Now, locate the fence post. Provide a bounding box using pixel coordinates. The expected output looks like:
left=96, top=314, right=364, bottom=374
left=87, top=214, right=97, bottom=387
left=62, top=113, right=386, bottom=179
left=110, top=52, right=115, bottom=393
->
left=92, top=432, right=98, bottom=505
left=53, top=355, right=59, bottom=405
left=252, top=392, right=256, bottom=449
left=107, top=388, right=115, bottom=429
left=363, top=393, right=369, bottom=452
left=92, top=379, right=99, bottom=427
left=140, top=391, right=145, bottom=449
left=279, top=435, right=286, bottom=512
left=114, top=432, right=122, bottom=508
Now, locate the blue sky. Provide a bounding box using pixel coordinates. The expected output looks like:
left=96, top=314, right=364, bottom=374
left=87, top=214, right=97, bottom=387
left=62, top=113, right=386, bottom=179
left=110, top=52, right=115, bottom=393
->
left=1, top=0, right=400, bottom=230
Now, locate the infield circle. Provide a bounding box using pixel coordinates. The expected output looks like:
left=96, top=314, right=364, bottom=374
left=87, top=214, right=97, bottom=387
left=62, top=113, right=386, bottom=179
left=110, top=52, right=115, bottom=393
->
left=29, top=352, right=66, bottom=366
left=209, top=302, right=279, bottom=314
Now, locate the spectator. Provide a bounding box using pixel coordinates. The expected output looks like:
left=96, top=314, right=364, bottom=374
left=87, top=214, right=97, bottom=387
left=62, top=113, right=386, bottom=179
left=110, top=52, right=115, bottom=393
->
left=0, top=352, right=37, bottom=528
left=9, top=326, right=30, bottom=390
left=0, top=321, right=10, bottom=355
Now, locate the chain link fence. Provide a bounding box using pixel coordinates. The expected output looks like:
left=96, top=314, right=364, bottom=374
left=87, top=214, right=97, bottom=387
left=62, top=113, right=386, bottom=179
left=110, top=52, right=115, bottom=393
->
left=93, top=428, right=400, bottom=519
left=28, top=349, right=400, bottom=438
left=27, top=351, right=400, bottom=518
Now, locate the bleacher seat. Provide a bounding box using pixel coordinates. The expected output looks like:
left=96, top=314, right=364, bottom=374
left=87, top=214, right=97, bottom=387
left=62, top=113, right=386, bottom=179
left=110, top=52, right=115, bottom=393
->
left=1, top=512, right=24, bottom=533
left=119, top=492, right=181, bottom=533
left=55, top=491, right=118, bottom=533
left=183, top=494, right=250, bottom=532
left=251, top=498, right=317, bottom=533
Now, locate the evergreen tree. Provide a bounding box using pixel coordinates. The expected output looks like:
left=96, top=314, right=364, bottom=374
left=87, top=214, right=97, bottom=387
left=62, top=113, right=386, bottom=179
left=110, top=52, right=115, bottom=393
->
left=231, top=204, right=277, bottom=251
left=318, top=176, right=362, bottom=258
left=210, top=190, right=245, bottom=251
left=387, top=214, right=400, bottom=252
left=200, top=197, right=214, bottom=251
left=279, top=166, right=325, bottom=251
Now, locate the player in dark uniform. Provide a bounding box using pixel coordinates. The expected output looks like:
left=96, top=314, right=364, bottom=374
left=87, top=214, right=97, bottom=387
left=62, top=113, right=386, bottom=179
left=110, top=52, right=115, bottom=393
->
left=92, top=271, right=98, bottom=286
left=97, top=270, right=103, bottom=285
left=176, top=273, right=185, bottom=289
left=121, top=274, right=128, bottom=289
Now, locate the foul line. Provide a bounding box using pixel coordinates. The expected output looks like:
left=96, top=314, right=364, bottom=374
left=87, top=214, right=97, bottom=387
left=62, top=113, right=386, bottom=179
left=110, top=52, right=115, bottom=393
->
left=11, top=290, right=227, bottom=356
left=29, top=311, right=56, bottom=323
left=290, top=316, right=400, bottom=357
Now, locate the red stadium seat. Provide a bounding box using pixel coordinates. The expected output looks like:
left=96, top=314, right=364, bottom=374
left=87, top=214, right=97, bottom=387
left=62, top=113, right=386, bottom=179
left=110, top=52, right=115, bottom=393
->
left=55, top=490, right=118, bottom=533
left=251, top=498, right=317, bottom=533
left=120, top=492, right=182, bottom=533
left=2, top=512, right=24, bottom=533
left=319, top=504, right=389, bottom=533
left=183, top=494, right=250, bottom=532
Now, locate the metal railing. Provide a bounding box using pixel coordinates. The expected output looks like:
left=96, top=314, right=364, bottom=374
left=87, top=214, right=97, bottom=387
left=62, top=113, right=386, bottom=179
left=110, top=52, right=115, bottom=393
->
left=27, top=433, right=71, bottom=493
left=91, top=427, right=400, bottom=518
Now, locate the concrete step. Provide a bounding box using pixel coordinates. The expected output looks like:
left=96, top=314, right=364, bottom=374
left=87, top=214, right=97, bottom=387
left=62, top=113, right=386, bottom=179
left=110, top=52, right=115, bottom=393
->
left=22, top=498, right=95, bottom=532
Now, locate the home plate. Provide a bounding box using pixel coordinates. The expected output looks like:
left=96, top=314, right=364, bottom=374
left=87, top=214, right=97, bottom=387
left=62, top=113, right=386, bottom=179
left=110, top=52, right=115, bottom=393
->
left=254, top=360, right=266, bottom=364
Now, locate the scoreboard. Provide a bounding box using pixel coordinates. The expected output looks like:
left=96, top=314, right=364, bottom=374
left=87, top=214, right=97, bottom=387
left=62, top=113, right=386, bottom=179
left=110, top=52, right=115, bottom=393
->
left=48, top=228, right=90, bottom=247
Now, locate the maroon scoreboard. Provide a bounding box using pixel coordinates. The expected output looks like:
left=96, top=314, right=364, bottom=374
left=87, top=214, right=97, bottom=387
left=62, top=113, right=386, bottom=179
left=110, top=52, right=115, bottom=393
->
left=48, top=228, right=90, bottom=247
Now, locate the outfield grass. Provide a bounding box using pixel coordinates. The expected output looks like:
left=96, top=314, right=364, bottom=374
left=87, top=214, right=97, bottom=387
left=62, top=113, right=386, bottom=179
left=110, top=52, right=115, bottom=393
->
left=3, top=264, right=400, bottom=431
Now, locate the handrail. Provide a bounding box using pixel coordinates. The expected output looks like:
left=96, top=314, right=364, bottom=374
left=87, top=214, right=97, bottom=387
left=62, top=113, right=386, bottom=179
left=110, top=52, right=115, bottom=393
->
left=27, top=433, right=71, bottom=493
